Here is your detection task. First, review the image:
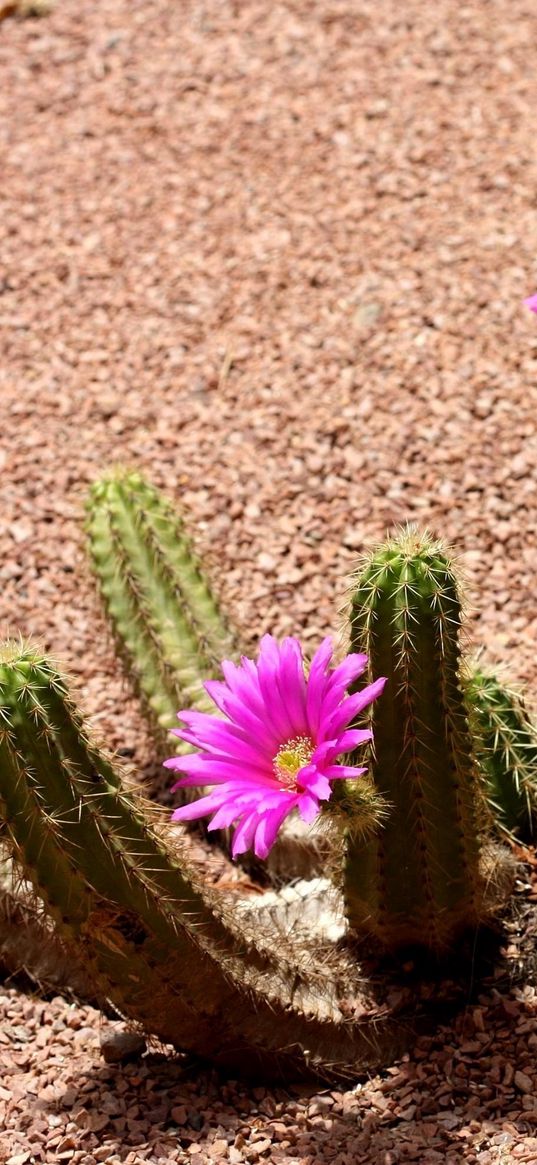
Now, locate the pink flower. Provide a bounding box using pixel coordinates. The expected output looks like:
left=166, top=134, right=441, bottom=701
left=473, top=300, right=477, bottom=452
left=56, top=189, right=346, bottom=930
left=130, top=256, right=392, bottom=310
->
left=524, top=294, right=537, bottom=314
left=165, top=635, right=386, bottom=860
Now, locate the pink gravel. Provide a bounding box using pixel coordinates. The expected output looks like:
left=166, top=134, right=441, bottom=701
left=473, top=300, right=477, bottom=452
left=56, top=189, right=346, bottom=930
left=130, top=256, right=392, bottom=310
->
left=2, top=0, right=537, bottom=1161
left=3, top=980, right=537, bottom=1163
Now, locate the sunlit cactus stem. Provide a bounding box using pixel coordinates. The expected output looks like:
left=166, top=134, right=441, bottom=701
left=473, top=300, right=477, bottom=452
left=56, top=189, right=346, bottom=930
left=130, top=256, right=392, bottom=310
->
left=466, top=669, right=537, bottom=841
left=342, top=527, right=492, bottom=952
left=86, top=470, right=237, bottom=744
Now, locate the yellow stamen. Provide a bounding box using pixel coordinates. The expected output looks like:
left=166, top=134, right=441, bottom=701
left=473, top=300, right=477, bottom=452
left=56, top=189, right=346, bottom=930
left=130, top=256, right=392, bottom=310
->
left=273, top=735, right=314, bottom=791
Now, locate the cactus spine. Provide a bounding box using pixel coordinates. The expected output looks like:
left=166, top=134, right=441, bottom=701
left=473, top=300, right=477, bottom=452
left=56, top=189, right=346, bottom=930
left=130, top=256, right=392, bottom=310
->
left=0, top=642, right=421, bottom=1082
left=0, top=856, right=100, bottom=1003
left=343, top=527, right=490, bottom=952
left=86, top=471, right=237, bottom=741
left=466, top=669, right=537, bottom=841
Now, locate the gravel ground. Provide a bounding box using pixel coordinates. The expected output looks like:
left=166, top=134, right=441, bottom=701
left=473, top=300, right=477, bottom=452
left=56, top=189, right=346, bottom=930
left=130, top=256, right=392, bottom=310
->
left=2, top=0, right=537, bottom=1161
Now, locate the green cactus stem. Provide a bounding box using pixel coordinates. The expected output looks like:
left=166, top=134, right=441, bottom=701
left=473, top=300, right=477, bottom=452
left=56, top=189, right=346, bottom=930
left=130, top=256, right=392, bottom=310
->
left=465, top=669, right=537, bottom=841
left=0, top=642, right=426, bottom=1082
left=86, top=470, right=237, bottom=742
left=342, top=527, right=495, bottom=952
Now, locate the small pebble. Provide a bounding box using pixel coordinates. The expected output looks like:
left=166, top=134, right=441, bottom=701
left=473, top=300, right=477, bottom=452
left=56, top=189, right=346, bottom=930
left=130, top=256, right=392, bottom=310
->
left=100, top=1030, right=147, bottom=1065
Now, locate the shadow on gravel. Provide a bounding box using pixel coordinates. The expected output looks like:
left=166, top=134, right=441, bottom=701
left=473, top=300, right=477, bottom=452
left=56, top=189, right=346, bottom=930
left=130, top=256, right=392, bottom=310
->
left=40, top=986, right=537, bottom=1165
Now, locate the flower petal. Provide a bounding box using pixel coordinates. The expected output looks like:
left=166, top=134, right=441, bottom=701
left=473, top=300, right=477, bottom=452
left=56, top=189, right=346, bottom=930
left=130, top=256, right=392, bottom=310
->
left=334, top=728, right=372, bottom=752
left=171, top=789, right=230, bottom=822
left=176, top=716, right=273, bottom=770
left=254, top=801, right=294, bottom=859
left=277, top=637, right=307, bottom=733
left=220, top=658, right=267, bottom=721
left=325, top=653, right=369, bottom=694
left=203, top=680, right=278, bottom=750
left=207, top=801, right=249, bottom=831
left=166, top=753, right=273, bottom=784
left=297, top=791, right=321, bottom=824
left=297, top=762, right=332, bottom=800
left=326, top=677, right=387, bottom=736
left=323, top=764, right=368, bottom=780
left=305, top=637, right=333, bottom=733
left=256, top=639, right=295, bottom=740
left=231, top=811, right=260, bottom=857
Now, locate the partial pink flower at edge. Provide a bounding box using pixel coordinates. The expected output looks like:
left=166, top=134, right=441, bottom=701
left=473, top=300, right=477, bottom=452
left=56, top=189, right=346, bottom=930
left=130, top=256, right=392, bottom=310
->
left=164, top=634, right=386, bottom=861
left=524, top=294, right=537, bottom=314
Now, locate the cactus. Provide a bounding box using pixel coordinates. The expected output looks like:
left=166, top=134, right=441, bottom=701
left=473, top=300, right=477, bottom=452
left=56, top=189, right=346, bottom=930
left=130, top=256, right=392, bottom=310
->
left=0, top=509, right=525, bottom=1080
left=0, top=642, right=426, bottom=1082
left=465, top=669, right=537, bottom=841
left=86, top=470, right=237, bottom=742
left=341, top=527, right=501, bottom=952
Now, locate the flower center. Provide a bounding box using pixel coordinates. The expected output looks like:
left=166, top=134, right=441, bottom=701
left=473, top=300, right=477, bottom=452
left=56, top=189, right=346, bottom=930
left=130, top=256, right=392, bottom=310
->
left=273, top=735, right=314, bottom=791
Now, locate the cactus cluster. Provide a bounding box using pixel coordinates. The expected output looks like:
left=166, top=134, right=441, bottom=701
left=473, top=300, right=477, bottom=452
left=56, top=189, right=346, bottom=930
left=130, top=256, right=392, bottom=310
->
left=0, top=644, right=413, bottom=1081
left=0, top=470, right=536, bottom=1080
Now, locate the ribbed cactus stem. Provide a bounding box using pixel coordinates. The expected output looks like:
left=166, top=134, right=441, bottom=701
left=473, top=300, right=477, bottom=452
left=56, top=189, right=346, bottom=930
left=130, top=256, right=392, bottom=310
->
left=0, top=643, right=420, bottom=1081
left=466, top=669, right=537, bottom=841
left=343, top=527, right=489, bottom=951
left=86, top=471, right=237, bottom=740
